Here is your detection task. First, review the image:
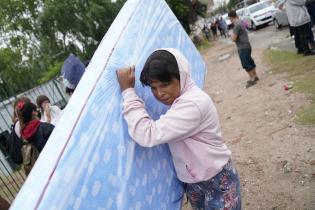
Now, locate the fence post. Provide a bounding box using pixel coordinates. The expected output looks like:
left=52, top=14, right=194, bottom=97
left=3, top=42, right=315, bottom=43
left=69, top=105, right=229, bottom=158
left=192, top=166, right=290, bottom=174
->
left=53, top=79, right=67, bottom=107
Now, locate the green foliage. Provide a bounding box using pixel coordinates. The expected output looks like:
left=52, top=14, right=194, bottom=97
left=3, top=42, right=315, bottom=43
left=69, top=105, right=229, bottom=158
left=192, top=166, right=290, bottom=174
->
left=0, top=48, right=41, bottom=99
left=196, top=38, right=213, bottom=52
left=227, top=0, right=239, bottom=10
left=39, top=61, right=64, bottom=84
left=0, top=0, right=203, bottom=99
left=0, top=0, right=126, bottom=99
left=212, top=3, right=229, bottom=15
left=166, top=0, right=206, bottom=34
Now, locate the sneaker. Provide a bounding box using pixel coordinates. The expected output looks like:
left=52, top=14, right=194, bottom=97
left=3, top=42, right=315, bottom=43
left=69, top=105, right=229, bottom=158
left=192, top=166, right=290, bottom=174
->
left=247, top=77, right=259, bottom=83
left=246, top=80, right=257, bottom=88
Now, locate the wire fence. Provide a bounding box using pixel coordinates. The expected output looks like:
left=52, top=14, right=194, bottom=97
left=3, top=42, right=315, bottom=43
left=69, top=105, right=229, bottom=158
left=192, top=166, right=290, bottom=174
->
left=0, top=77, right=67, bottom=133
left=0, top=159, right=26, bottom=204
left=0, top=77, right=68, bottom=205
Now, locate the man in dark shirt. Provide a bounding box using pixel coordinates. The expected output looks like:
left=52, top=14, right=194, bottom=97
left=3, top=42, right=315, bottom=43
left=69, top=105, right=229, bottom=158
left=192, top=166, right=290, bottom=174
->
left=228, top=10, right=259, bottom=88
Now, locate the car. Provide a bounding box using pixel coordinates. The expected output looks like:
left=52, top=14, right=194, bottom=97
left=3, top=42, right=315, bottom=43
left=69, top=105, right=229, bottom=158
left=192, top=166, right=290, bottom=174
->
left=272, top=0, right=289, bottom=29
left=235, top=0, right=259, bottom=9
left=222, top=13, right=233, bottom=29
left=242, top=1, right=275, bottom=30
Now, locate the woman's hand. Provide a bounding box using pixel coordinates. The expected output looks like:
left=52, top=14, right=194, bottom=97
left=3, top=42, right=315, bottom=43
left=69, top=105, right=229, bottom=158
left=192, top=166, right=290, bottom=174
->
left=43, top=103, right=51, bottom=123
left=116, top=65, right=135, bottom=91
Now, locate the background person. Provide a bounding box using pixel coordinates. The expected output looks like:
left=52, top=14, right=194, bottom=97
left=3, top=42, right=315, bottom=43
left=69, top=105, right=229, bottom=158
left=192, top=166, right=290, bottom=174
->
left=228, top=10, right=259, bottom=88
left=61, top=54, right=86, bottom=96
left=218, top=17, right=228, bottom=38
left=15, top=101, right=54, bottom=175
left=6, top=97, right=32, bottom=164
left=36, top=95, right=61, bottom=126
left=285, top=0, right=315, bottom=56
left=12, top=96, right=31, bottom=138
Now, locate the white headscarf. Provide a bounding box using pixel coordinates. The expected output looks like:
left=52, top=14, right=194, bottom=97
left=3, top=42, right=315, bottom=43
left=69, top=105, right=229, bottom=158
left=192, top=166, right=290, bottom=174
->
left=156, top=48, right=195, bottom=95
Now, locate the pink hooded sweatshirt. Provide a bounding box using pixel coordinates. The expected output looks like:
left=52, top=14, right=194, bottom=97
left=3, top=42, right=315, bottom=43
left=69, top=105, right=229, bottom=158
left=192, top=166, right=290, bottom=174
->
left=122, top=48, right=231, bottom=183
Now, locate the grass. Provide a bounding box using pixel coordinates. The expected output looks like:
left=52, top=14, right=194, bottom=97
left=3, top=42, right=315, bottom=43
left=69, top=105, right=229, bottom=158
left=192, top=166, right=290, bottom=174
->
left=196, top=38, right=213, bottom=53
left=264, top=49, right=315, bottom=125
left=296, top=104, right=315, bottom=125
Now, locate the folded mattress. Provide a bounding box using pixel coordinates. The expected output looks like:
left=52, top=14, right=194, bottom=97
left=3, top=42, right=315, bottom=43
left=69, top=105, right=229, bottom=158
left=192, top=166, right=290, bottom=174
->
left=10, top=0, right=206, bottom=209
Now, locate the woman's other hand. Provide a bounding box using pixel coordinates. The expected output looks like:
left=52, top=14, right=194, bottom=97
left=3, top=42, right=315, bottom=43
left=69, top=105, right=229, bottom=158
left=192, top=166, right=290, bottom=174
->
left=43, top=103, right=52, bottom=123
left=116, top=65, right=135, bottom=91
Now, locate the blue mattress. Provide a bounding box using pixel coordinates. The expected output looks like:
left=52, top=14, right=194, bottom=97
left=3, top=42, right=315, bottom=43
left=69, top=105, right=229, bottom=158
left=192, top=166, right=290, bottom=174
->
left=10, top=0, right=206, bottom=209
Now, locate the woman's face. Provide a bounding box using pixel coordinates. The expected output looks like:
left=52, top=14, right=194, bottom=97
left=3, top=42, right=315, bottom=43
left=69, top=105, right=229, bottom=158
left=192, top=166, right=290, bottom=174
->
left=41, top=100, right=50, bottom=109
left=150, top=78, right=180, bottom=105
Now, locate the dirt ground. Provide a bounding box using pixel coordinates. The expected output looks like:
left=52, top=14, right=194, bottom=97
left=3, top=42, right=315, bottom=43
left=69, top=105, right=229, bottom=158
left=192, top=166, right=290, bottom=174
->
left=183, top=26, right=315, bottom=210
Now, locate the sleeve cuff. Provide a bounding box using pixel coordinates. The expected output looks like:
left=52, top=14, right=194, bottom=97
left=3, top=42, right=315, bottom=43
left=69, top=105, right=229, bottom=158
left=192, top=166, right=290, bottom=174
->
left=122, top=88, right=136, bottom=99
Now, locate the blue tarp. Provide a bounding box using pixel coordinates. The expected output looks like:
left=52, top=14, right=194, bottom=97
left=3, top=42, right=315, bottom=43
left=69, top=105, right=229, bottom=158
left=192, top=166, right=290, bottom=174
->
left=10, top=0, right=206, bottom=209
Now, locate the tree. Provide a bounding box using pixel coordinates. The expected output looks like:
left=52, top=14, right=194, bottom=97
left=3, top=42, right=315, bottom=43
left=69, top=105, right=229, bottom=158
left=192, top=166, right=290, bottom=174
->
left=166, top=0, right=207, bottom=34
left=0, top=0, right=204, bottom=99
left=0, top=0, right=126, bottom=99
left=0, top=48, right=40, bottom=99
left=227, top=0, right=239, bottom=10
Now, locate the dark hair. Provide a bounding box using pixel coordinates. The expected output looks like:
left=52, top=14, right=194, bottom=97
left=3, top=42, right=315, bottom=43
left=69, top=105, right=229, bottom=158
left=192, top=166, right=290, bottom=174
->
left=140, top=50, right=180, bottom=86
left=12, top=96, right=31, bottom=123
left=65, top=87, right=75, bottom=95
left=83, top=60, right=90, bottom=67
left=16, top=102, right=37, bottom=127
left=228, top=10, right=237, bottom=18
left=36, top=95, right=50, bottom=110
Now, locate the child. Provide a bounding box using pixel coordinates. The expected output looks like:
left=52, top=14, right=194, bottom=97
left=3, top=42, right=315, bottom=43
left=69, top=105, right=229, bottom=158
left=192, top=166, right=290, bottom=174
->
left=116, top=49, right=241, bottom=209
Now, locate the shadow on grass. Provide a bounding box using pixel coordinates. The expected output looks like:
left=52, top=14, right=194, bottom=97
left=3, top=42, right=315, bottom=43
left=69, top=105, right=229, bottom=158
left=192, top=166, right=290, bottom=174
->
left=264, top=49, right=315, bottom=125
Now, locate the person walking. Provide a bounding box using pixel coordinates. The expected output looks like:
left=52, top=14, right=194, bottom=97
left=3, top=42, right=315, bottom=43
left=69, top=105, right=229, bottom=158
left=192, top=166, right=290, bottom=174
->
left=218, top=17, right=228, bottom=38
left=116, top=49, right=241, bottom=209
left=202, top=25, right=211, bottom=41
left=228, top=11, right=259, bottom=88
left=210, top=19, right=218, bottom=40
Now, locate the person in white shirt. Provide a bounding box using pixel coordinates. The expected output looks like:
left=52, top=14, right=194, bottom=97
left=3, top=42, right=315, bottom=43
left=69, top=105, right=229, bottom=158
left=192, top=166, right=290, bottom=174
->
left=36, top=95, right=61, bottom=126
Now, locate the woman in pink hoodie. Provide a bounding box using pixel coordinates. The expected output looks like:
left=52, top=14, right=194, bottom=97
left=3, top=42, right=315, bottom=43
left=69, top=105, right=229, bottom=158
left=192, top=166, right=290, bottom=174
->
left=116, top=48, right=241, bottom=209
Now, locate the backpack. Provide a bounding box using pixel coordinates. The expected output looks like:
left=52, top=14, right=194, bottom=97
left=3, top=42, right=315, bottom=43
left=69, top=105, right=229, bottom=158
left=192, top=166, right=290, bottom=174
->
left=6, top=124, right=23, bottom=164
left=21, top=139, right=39, bottom=176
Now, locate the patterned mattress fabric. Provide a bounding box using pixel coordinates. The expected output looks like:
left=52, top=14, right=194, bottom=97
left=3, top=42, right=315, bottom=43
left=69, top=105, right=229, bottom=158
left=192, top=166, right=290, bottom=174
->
left=10, top=0, right=206, bottom=209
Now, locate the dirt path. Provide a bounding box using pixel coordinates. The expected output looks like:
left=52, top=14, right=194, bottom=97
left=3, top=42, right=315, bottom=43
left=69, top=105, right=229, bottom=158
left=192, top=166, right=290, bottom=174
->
left=183, top=27, right=315, bottom=209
